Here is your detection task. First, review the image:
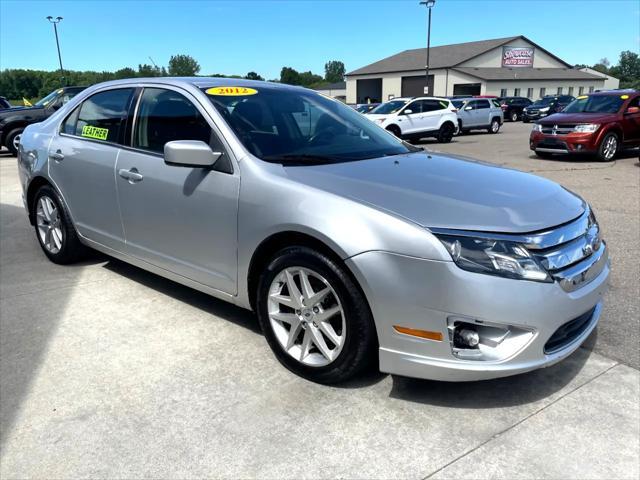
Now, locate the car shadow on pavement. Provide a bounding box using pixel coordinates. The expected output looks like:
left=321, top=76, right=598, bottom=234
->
left=101, top=258, right=262, bottom=334
left=389, top=330, right=599, bottom=408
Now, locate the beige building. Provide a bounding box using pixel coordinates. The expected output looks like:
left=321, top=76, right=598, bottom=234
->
left=346, top=36, right=616, bottom=104
left=313, top=81, right=347, bottom=101
left=579, top=67, right=620, bottom=90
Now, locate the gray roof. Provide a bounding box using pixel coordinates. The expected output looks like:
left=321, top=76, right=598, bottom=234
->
left=314, top=81, right=346, bottom=90
left=453, top=67, right=603, bottom=81
left=346, top=35, right=572, bottom=76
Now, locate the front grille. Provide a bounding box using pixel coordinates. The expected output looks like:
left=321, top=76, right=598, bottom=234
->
left=537, top=140, right=568, bottom=150
left=544, top=307, right=596, bottom=354
left=541, top=124, right=576, bottom=135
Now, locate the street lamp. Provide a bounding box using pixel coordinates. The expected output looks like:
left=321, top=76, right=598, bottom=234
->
left=46, top=16, right=65, bottom=86
left=419, top=0, right=435, bottom=95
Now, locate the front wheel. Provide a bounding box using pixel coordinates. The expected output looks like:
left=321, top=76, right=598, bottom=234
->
left=597, top=133, right=619, bottom=161
left=33, top=185, right=85, bottom=264
left=437, top=123, right=455, bottom=143
left=6, top=128, right=23, bottom=156
left=256, top=246, right=377, bottom=384
left=510, top=111, right=518, bottom=122
left=488, top=119, right=501, bottom=134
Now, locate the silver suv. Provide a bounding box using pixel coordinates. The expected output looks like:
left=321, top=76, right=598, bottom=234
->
left=17, top=78, right=609, bottom=384
left=452, top=98, right=504, bottom=134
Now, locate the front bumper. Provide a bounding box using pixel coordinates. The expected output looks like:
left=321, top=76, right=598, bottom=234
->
left=522, top=111, right=550, bottom=121
left=346, top=250, right=609, bottom=382
left=530, top=131, right=599, bottom=154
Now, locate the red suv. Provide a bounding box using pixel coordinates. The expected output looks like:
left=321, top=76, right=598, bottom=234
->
left=530, top=90, right=640, bottom=161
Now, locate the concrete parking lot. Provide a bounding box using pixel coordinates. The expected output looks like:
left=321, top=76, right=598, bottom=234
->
left=1, top=122, right=638, bottom=479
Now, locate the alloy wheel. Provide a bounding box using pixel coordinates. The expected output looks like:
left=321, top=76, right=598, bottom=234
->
left=12, top=134, right=21, bottom=151
left=491, top=120, right=500, bottom=133
left=267, top=266, right=346, bottom=367
left=36, top=196, right=63, bottom=254
left=510, top=112, right=518, bottom=122
left=603, top=136, right=617, bottom=160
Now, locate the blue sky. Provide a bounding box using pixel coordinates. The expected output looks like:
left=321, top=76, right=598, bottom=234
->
left=1, top=0, right=638, bottom=78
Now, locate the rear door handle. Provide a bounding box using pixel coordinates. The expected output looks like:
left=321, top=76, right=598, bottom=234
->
left=49, top=151, right=64, bottom=162
left=118, top=168, right=144, bottom=183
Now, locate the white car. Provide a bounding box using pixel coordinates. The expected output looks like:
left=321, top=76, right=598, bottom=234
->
left=366, top=97, right=458, bottom=143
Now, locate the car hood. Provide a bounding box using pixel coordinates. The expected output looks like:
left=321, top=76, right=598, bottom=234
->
left=539, top=112, right=619, bottom=124
left=0, top=106, right=43, bottom=118
left=283, top=151, right=585, bottom=233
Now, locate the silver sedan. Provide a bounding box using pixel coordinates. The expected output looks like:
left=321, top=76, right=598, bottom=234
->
left=17, top=78, right=609, bottom=383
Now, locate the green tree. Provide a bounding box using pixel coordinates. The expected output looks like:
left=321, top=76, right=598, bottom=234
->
left=137, top=63, right=162, bottom=77
left=245, top=71, right=264, bottom=81
left=168, top=54, right=200, bottom=76
left=610, top=50, right=640, bottom=88
left=114, top=67, right=136, bottom=79
left=324, top=60, right=345, bottom=83
left=280, top=66, right=300, bottom=85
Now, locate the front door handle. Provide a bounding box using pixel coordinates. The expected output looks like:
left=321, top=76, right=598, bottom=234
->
left=49, top=151, right=64, bottom=162
left=118, top=168, right=144, bottom=183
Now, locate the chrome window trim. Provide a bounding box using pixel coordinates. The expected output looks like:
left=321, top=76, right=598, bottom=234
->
left=428, top=207, right=590, bottom=250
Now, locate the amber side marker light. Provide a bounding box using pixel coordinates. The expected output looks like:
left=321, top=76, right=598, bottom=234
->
left=393, top=325, right=443, bottom=341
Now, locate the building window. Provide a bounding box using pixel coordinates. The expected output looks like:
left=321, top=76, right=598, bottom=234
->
left=578, top=86, right=584, bottom=95
left=557, top=87, right=563, bottom=94
left=514, top=88, right=521, bottom=96
left=589, top=86, right=595, bottom=93
left=568, top=86, right=574, bottom=96
left=540, top=87, right=546, bottom=97
left=500, top=88, right=507, bottom=97
left=527, top=88, right=533, bottom=99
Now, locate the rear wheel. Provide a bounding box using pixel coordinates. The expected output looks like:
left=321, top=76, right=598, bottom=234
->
left=597, top=133, right=619, bottom=161
left=256, top=246, right=376, bottom=384
left=33, top=185, right=85, bottom=264
left=437, top=122, right=455, bottom=143
left=488, top=118, right=501, bottom=134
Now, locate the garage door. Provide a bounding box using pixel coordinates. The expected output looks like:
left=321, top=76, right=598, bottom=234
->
left=401, top=75, right=434, bottom=97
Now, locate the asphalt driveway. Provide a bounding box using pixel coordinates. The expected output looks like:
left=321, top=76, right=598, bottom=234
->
left=1, top=122, right=638, bottom=479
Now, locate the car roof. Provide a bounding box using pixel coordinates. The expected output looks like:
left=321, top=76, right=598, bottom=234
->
left=85, top=77, right=307, bottom=93
left=588, top=89, right=639, bottom=97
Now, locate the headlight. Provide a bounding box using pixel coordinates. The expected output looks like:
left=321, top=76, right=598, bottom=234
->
left=539, top=107, right=550, bottom=112
left=532, top=124, right=542, bottom=132
left=435, top=234, right=551, bottom=282
left=374, top=118, right=386, bottom=124
left=574, top=124, right=599, bottom=133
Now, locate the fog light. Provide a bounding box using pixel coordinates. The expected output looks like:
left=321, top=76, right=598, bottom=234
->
left=456, top=328, right=480, bottom=348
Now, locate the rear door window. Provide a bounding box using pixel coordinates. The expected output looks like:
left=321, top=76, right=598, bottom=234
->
left=476, top=100, right=490, bottom=109
left=133, top=88, right=213, bottom=154
left=74, top=88, right=134, bottom=144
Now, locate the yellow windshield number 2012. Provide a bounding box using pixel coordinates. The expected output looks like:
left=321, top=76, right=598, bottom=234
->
left=206, top=86, right=258, bottom=96
left=81, top=125, right=109, bottom=141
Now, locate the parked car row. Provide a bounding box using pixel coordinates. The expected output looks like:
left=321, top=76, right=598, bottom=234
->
left=362, top=96, right=503, bottom=143
left=0, top=86, right=85, bottom=154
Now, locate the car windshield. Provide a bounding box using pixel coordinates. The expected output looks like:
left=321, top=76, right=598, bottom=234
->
left=34, top=89, right=62, bottom=107
left=532, top=97, right=556, bottom=107
left=369, top=100, right=408, bottom=115
left=563, top=95, right=625, bottom=114
left=204, top=86, right=419, bottom=164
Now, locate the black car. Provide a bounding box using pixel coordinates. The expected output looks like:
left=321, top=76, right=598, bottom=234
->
left=522, top=95, right=575, bottom=123
left=499, top=96, right=533, bottom=122
left=0, top=97, right=11, bottom=110
left=0, top=86, right=85, bottom=154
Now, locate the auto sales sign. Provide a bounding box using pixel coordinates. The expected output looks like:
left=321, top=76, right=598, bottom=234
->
left=502, top=47, right=534, bottom=67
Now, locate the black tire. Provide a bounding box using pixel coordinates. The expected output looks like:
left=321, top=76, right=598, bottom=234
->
left=488, top=118, right=501, bottom=134
left=437, top=122, right=455, bottom=143
left=456, top=121, right=464, bottom=136
left=5, top=128, right=23, bottom=156
left=256, top=246, right=377, bottom=384
left=535, top=151, right=554, bottom=159
left=386, top=125, right=402, bottom=138
left=596, top=132, right=619, bottom=162
left=32, top=185, right=86, bottom=264
left=509, top=111, right=518, bottom=122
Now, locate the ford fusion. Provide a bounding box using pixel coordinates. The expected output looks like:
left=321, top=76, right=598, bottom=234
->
left=17, top=78, right=609, bottom=384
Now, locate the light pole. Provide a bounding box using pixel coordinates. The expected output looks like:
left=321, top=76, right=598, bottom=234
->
left=46, top=16, right=65, bottom=85
left=419, top=0, right=435, bottom=95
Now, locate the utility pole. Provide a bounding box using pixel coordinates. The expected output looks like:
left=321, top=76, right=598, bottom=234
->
left=419, top=1, right=435, bottom=95
left=46, top=16, right=65, bottom=86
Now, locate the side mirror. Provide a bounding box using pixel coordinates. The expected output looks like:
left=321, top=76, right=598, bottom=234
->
left=626, top=106, right=639, bottom=114
left=164, top=140, right=222, bottom=167
left=464, top=106, right=473, bottom=111
left=403, top=109, right=413, bottom=115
